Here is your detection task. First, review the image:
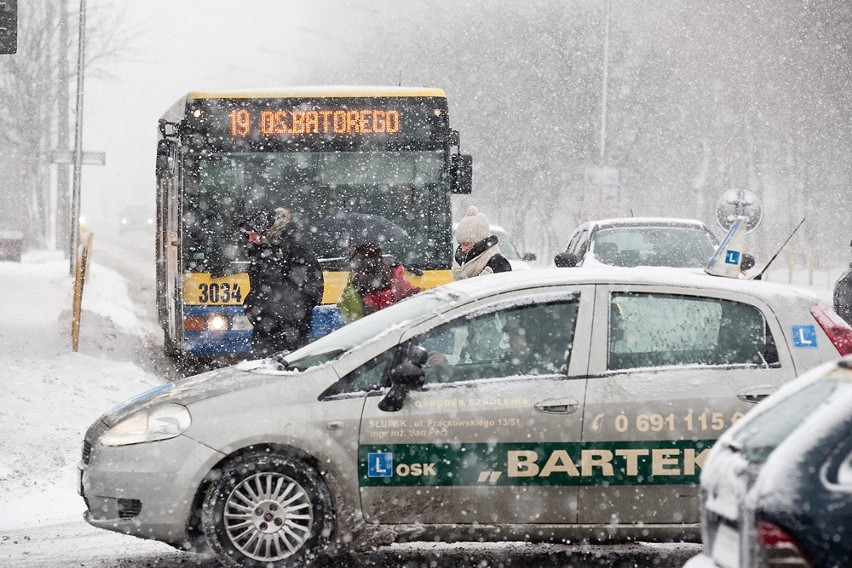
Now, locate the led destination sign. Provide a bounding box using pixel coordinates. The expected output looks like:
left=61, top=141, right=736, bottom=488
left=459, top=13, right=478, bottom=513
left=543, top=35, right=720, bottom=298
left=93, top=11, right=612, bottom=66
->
left=182, top=96, right=448, bottom=151
left=229, top=108, right=402, bottom=137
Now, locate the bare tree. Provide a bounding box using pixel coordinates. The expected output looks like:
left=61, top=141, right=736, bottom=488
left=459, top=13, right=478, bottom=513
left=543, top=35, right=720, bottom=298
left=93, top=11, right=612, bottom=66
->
left=0, top=0, right=133, bottom=249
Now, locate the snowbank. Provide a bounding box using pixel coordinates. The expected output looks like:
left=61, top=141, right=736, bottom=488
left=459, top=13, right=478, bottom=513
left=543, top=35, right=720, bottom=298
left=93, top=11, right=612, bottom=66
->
left=0, top=251, right=161, bottom=531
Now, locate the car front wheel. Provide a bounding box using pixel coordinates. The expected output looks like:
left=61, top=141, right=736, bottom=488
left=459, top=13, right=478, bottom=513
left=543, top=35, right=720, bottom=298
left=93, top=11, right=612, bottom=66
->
left=202, top=451, right=334, bottom=568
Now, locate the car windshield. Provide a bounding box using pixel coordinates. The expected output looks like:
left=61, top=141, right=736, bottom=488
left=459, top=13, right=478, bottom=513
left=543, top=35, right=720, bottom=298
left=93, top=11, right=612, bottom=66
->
left=592, top=226, right=717, bottom=267
left=281, top=288, right=461, bottom=370
left=730, top=367, right=852, bottom=462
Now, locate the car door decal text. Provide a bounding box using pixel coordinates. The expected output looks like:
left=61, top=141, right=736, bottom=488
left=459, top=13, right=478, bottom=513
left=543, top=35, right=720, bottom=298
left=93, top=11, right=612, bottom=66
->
left=359, top=440, right=714, bottom=487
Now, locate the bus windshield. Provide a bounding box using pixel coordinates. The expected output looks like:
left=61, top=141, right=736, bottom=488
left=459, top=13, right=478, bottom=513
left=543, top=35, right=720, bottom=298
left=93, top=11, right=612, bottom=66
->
left=183, top=149, right=450, bottom=275
left=155, top=88, right=467, bottom=359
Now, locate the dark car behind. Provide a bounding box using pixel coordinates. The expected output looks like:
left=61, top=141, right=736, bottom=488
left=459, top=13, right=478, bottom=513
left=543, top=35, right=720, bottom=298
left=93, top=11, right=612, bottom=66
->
left=685, top=357, right=852, bottom=568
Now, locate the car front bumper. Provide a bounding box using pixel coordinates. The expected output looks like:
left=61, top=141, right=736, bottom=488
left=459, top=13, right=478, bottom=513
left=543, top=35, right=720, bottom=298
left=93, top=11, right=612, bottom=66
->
left=79, top=430, right=223, bottom=548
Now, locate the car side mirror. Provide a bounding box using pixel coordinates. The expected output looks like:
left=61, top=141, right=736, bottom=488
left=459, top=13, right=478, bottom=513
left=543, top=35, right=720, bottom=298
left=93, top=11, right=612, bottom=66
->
left=522, top=252, right=537, bottom=262
left=554, top=252, right=578, bottom=268
left=378, top=345, right=428, bottom=412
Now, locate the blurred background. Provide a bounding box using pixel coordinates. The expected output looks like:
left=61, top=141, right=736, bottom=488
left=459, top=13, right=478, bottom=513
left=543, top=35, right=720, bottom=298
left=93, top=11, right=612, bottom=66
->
left=1, top=0, right=850, bottom=274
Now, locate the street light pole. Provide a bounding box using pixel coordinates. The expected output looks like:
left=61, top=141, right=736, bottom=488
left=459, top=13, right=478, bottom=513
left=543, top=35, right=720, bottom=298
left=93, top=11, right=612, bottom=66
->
left=599, top=0, right=611, bottom=165
left=69, top=0, right=86, bottom=275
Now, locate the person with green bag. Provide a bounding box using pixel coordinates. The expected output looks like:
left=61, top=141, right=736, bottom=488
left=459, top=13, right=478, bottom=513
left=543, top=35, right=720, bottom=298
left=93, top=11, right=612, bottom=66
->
left=337, top=240, right=419, bottom=323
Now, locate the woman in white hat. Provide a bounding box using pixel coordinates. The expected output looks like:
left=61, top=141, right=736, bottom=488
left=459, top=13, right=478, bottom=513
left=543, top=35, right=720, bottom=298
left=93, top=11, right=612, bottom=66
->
left=451, top=206, right=511, bottom=280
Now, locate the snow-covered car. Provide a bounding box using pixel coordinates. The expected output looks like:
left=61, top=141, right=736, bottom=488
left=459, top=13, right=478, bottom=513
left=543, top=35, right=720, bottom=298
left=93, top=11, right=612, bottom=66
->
left=78, top=268, right=852, bottom=567
left=453, top=222, right=537, bottom=270
left=684, top=356, right=852, bottom=568
left=554, top=217, right=719, bottom=269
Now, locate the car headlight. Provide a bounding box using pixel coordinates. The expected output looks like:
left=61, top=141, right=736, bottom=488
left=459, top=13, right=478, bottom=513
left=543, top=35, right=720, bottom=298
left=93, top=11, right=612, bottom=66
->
left=101, top=403, right=191, bottom=446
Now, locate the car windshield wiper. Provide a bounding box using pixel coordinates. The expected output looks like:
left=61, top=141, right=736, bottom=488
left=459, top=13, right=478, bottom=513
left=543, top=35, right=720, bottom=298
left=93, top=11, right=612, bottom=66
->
left=272, top=351, right=291, bottom=371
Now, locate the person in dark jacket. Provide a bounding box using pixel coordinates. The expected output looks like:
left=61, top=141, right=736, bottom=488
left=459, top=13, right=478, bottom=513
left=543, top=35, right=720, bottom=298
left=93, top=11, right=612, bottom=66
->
left=451, top=206, right=512, bottom=280
left=834, top=239, right=852, bottom=326
left=241, top=207, right=324, bottom=357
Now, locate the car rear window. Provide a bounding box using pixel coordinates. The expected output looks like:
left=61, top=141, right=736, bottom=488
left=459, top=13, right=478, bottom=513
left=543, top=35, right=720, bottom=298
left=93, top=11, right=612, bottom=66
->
left=608, top=293, right=779, bottom=370
left=593, top=226, right=717, bottom=267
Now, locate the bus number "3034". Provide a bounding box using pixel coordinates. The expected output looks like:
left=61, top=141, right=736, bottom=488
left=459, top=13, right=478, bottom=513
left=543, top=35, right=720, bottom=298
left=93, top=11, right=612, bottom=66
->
left=198, top=282, right=243, bottom=304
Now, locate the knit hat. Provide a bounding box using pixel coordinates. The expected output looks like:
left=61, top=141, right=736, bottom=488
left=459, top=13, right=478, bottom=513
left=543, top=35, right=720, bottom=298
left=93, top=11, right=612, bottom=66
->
left=456, top=206, right=491, bottom=244
left=241, top=207, right=275, bottom=233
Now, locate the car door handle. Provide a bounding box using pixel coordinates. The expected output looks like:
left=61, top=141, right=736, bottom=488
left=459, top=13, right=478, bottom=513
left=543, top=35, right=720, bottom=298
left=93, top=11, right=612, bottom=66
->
left=737, top=385, right=774, bottom=404
left=534, top=398, right=580, bottom=415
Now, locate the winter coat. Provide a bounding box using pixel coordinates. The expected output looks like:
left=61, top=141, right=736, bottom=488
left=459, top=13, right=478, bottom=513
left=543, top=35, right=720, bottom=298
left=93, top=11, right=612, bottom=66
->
left=834, top=265, right=852, bottom=326
left=451, top=235, right=512, bottom=280
left=338, top=263, right=420, bottom=322
left=243, top=225, right=324, bottom=354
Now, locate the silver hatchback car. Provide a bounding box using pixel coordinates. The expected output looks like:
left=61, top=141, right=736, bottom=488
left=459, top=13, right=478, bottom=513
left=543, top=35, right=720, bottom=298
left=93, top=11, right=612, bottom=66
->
left=78, top=268, right=852, bottom=567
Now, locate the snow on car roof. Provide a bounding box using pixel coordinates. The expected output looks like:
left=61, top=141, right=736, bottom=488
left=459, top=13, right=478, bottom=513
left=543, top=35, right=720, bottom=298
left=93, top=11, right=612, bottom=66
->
left=587, top=217, right=711, bottom=229
left=439, top=266, right=821, bottom=304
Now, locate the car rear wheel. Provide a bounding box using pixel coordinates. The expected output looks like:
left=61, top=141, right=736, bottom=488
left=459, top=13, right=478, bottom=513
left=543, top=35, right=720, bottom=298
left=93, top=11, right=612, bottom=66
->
left=202, top=451, right=334, bottom=568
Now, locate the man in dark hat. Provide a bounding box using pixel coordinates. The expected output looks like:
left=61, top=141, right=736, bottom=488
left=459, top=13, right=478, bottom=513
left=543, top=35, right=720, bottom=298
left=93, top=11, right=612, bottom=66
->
left=241, top=207, right=324, bottom=357
left=834, top=240, right=852, bottom=326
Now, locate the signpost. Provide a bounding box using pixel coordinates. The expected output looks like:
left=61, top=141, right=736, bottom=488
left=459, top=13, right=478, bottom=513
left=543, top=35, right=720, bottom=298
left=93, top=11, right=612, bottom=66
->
left=51, top=151, right=105, bottom=166
left=70, top=0, right=87, bottom=276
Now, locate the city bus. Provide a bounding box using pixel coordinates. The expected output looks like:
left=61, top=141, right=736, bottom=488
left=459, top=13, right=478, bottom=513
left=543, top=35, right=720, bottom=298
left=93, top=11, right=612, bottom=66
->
left=155, top=86, right=472, bottom=359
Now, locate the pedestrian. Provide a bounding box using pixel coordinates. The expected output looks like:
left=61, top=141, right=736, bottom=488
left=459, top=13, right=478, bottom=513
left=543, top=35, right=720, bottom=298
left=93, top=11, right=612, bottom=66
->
left=452, top=206, right=512, bottom=280
left=834, top=239, right=852, bottom=326
left=337, top=240, right=420, bottom=322
left=241, top=206, right=325, bottom=357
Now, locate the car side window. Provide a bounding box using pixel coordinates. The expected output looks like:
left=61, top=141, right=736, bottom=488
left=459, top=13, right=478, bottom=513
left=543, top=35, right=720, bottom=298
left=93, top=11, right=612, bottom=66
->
left=608, top=292, right=779, bottom=370
left=323, top=350, right=395, bottom=398
left=574, top=230, right=590, bottom=257
left=566, top=231, right=582, bottom=254
left=410, top=300, right=580, bottom=384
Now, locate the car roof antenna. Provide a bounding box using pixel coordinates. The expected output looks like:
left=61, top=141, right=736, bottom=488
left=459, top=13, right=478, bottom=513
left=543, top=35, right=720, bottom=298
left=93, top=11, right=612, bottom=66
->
left=753, top=217, right=806, bottom=280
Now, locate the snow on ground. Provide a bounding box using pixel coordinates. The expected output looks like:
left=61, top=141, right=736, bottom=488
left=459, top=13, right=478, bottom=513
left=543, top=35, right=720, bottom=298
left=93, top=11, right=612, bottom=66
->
left=0, top=250, right=161, bottom=532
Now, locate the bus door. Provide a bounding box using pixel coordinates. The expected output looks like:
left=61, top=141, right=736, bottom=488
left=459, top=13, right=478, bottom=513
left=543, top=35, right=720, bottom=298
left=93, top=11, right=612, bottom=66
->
left=162, top=169, right=182, bottom=352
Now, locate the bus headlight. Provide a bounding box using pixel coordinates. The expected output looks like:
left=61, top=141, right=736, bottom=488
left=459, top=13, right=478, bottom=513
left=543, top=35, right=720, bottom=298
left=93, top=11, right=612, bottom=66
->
left=207, top=313, right=229, bottom=331
left=101, top=404, right=191, bottom=446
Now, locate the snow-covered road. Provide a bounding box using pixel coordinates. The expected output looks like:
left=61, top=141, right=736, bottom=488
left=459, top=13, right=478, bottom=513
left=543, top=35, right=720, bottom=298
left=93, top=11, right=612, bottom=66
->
left=0, top=520, right=699, bottom=567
